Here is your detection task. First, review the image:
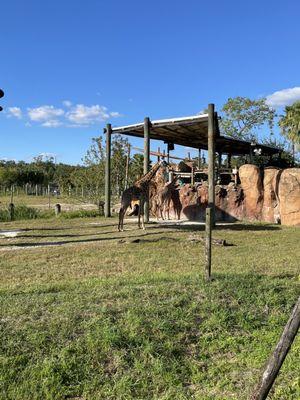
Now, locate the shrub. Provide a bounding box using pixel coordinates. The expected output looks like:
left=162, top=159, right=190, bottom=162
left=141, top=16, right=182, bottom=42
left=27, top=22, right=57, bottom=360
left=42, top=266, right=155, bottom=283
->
left=60, top=209, right=100, bottom=219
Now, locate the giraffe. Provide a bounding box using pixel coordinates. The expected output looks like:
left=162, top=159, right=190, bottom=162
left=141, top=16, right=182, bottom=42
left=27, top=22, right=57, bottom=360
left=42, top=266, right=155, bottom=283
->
left=118, top=160, right=168, bottom=231
left=156, top=175, right=181, bottom=220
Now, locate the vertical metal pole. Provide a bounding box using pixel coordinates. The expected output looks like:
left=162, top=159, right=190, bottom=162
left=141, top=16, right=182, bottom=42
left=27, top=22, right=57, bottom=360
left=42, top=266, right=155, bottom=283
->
left=198, top=149, right=201, bottom=169
left=144, top=117, right=150, bottom=223
left=157, top=146, right=161, bottom=162
left=205, top=103, right=216, bottom=282
left=105, top=123, right=112, bottom=217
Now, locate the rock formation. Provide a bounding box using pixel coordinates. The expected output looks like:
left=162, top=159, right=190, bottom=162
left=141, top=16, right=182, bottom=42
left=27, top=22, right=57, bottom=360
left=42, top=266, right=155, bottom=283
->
left=148, top=164, right=300, bottom=226
left=239, top=164, right=263, bottom=220
left=278, top=168, right=300, bottom=226
left=262, top=167, right=281, bottom=223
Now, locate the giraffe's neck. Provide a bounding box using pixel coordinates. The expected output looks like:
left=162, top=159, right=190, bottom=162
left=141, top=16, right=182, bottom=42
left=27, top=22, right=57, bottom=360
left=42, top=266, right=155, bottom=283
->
left=135, top=162, right=161, bottom=187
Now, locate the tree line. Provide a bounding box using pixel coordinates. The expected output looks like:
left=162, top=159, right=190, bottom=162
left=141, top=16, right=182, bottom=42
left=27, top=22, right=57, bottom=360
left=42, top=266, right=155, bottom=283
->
left=0, top=134, right=144, bottom=199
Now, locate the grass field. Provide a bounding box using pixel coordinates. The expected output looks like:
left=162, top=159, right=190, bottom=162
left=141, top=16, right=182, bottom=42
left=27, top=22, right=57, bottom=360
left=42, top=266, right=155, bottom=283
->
left=0, top=193, right=98, bottom=211
left=0, top=217, right=299, bottom=399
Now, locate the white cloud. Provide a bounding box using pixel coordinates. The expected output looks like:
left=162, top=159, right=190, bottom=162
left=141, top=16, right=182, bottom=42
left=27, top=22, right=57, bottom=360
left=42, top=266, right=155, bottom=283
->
left=110, top=111, right=122, bottom=117
left=27, top=105, right=64, bottom=122
left=41, top=120, right=62, bottom=128
left=266, top=87, right=300, bottom=108
left=7, top=107, right=22, bottom=119
left=62, top=100, right=72, bottom=107
left=66, top=104, right=110, bottom=125
left=6, top=101, right=122, bottom=128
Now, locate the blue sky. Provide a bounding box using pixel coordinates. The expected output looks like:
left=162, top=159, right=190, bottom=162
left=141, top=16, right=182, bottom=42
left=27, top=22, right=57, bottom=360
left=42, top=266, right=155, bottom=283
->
left=1, top=0, right=300, bottom=164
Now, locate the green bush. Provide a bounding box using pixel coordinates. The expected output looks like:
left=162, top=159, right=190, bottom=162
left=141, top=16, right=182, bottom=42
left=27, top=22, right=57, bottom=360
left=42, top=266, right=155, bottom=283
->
left=0, top=205, right=41, bottom=222
left=0, top=205, right=101, bottom=221
left=60, top=209, right=101, bottom=219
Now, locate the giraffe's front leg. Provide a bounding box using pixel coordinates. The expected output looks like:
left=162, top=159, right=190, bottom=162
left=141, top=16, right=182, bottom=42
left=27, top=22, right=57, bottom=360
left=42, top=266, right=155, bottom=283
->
left=137, top=200, right=141, bottom=229
left=140, top=199, right=145, bottom=230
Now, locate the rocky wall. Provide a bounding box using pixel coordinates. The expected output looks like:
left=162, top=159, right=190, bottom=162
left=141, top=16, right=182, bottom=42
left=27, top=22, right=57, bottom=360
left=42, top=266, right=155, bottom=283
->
left=150, top=165, right=300, bottom=226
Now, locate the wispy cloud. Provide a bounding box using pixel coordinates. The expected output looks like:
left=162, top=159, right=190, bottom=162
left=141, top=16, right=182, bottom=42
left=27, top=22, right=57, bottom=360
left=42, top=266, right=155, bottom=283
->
left=66, top=104, right=110, bottom=126
left=7, top=106, right=22, bottom=119
left=28, top=105, right=65, bottom=122
left=41, top=120, right=63, bottom=128
left=6, top=101, right=122, bottom=128
left=266, top=87, right=300, bottom=108
left=62, top=100, right=72, bottom=107
left=110, top=111, right=122, bottom=118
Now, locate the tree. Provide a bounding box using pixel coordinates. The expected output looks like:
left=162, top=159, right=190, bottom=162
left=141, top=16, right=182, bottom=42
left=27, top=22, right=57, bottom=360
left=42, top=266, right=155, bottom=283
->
left=111, top=134, right=129, bottom=196
left=129, top=153, right=144, bottom=183
left=82, top=137, right=105, bottom=200
left=220, top=97, right=275, bottom=141
left=279, top=101, right=300, bottom=164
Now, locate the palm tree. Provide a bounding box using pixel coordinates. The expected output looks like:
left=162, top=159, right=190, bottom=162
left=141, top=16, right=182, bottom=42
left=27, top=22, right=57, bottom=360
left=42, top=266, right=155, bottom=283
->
left=279, top=101, right=300, bottom=165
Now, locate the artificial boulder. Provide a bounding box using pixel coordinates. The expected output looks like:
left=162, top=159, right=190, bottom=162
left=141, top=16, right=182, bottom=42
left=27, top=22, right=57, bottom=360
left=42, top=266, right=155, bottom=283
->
left=278, top=168, right=300, bottom=226
left=262, top=167, right=281, bottom=223
left=239, top=164, right=263, bottom=220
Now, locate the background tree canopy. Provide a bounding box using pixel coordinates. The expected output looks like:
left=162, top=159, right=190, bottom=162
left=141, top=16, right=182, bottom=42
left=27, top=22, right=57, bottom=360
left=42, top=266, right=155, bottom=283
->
left=220, top=97, right=275, bottom=141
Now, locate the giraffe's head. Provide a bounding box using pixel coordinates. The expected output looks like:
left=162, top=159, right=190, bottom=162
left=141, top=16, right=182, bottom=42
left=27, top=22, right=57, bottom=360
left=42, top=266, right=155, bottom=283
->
left=159, top=160, right=168, bottom=168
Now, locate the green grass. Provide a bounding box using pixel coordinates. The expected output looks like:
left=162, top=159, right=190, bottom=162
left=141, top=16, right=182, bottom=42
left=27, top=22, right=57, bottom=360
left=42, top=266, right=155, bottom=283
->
left=0, top=218, right=299, bottom=399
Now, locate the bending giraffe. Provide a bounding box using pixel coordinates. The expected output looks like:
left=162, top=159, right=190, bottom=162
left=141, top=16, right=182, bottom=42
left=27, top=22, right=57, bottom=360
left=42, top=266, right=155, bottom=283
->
left=118, top=160, right=168, bottom=231
left=156, top=175, right=180, bottom=220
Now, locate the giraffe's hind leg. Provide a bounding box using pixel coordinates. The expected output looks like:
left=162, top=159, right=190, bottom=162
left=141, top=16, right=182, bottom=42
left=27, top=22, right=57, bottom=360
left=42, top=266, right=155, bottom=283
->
left=118, top=204, right=129, bottom=231
left=138, top=199, right=145, bottom=230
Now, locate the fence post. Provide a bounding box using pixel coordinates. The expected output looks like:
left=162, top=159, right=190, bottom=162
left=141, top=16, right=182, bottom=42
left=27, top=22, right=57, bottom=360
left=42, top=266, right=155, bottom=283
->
left=251, top=296, right=300, bottom=400
left=8, top=203, right=15, bottom=221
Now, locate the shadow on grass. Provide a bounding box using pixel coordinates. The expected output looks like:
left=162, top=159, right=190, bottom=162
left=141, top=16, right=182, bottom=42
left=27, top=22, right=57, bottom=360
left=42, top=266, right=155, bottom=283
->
left=153, top=223, right=281, bottom=232
left=0, top=230, right=172, bottom=248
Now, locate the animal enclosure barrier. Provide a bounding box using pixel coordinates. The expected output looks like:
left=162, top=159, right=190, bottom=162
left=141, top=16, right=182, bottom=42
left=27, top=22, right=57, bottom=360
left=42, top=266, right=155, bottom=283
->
left=104, top=104, right=281, bottom=279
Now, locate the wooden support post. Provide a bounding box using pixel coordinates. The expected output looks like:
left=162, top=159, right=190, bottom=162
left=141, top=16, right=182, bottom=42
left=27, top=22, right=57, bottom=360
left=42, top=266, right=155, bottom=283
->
left=8, top=203, right=15, bottom=221
left=251, top=296, right=300, bottom=400
left=205, top=207, right=212, bottom=281
left=198, top=149, right=201, bottom=169
left=249, top=147, right=254, bottom=164
left=227, top=154, right=232, bottom=168
left=144, top=117, right=150, bottom=223
left=105, top=123, right=112, bottom=217
left=191, top=164, right=195, bottom=186
left=207, top=103, right=216, bottom=220
left=157, top=147, right=161, bottom=162
left=218, top=152, right=222, bottom=168
left=55, top=203, right=61, bottom=216
left=167, top=143, right=170, bottom=164
left=204, top=103, right=216, bottom=281
left=217, top=152, right=222, bottom=184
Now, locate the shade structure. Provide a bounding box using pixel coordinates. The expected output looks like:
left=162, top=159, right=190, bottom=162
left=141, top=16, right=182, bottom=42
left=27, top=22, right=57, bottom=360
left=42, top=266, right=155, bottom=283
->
left=111, top=114, right=280, bottom=156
